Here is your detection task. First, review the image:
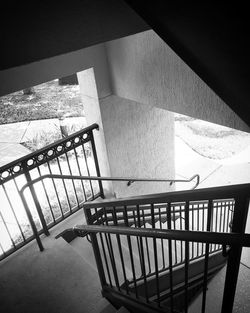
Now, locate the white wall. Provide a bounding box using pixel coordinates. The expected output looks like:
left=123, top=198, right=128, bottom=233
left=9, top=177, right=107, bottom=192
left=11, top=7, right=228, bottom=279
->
left=99, top=95, right=175, bottom=198
left=77, top=68, right=113, bottom=197
left=105, top=30, right=250, bottom=133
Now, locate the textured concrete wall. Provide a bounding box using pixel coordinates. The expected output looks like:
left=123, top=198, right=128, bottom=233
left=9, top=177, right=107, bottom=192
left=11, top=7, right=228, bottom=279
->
left=100, top=95, right=175, bottom=198
left=77, top=68, right=113, bottom=197
left=105, top=30, right=250, bottom=133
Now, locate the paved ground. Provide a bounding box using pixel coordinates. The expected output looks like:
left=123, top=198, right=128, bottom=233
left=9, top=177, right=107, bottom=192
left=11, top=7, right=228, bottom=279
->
left=0, top=117, right=86, bottom=167
left=175, top=136, right=250, bottom=189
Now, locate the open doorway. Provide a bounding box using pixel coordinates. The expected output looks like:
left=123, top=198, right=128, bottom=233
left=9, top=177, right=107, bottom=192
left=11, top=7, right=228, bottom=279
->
left=0, top=74, right=86, bottom=166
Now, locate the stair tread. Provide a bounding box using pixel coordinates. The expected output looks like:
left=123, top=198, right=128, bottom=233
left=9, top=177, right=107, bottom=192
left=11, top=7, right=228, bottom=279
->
left=50, top=238, right=106, bottom=313
left=69, top=236, right=97, bottom=272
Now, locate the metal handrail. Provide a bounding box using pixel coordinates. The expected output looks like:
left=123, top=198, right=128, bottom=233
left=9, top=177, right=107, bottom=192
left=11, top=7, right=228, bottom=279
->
left=20, top=173, right=200, bottom=194
left=73, top=224, right=250, bottom=247
left=18, top=173, right=199, bottom=252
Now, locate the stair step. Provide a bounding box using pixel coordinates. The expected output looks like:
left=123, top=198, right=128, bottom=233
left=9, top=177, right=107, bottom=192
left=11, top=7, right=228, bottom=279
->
left=188, top=266, right=226, bottom=313
left=133, top=250, right=227, bottom=299
left=55, top=238, right=109, bottom=313
left=69, top=236, right=97, bottom=272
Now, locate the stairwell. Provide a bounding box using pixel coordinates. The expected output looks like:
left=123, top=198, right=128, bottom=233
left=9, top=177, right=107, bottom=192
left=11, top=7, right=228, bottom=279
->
left=0, top=210, right=130, bottom=313
left=65, top=184, right=250, bottom=313
left=67, top=224, right=227, bottom=313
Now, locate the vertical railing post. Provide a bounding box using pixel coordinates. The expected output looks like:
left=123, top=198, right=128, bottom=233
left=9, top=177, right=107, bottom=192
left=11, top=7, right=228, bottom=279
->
left=221, top=196, right=249, bottom=313
left=22, top=163, right=49, bottom=236
left=89, top=129, right=105, bottom=199
left=184, top=201, right=190, bottom=313
left=20, top=188, right=44, bottom=251
left=201, top=200, right=213, bottom=313
left=84, top=206, right=107, bottom=288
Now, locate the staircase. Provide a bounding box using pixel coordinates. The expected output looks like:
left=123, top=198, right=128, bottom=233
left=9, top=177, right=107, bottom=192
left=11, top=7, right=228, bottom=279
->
left=58, top=183, right=250, bottom=313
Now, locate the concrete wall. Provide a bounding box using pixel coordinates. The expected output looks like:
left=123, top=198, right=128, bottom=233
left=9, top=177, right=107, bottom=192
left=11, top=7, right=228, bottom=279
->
left=77, top=68, right=113, bottom=197
left=0, top=43, right=111, bottom=97
left=105, top=30, right=250, bottom=133
left=99, top=95, right=175, bottom=198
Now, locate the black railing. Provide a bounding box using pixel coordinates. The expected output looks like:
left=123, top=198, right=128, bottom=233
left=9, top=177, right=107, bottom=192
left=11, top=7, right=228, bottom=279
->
left=78, top=184, right=250, bottom=313
left=0, top=124, right=103, bottom=260
left=17, top=173, right=199, bottom=253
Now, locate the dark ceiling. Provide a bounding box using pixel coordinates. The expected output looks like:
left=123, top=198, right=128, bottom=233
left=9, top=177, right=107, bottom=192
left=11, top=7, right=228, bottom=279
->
left=0, top=0, right=149, bottom=70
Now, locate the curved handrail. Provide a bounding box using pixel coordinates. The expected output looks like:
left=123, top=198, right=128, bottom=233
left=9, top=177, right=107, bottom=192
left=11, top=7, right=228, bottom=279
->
left=72, top=224, right=250, bottom=247
left=20, top=173, right=200, bottom=194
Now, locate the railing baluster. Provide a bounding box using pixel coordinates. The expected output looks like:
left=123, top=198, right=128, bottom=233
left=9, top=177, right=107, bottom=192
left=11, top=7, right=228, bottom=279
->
left=202, top=203, right=205, bottom=255
left=103, top=207, right=120, bottom=290
left=167, top=203, right=174, bottom=312
left=226, top=202, right=230, bottom=233
left=201, top=199, right=213, bottom=313
left=0, top=240, right=6, bottom=258
left=112, top=206, right=129, bottom=294
left=124, top=206, right=138, bottom=298
left=172, top=204, right=178, bottom=264
left=19, top=188, right=44, bottom=251
left=37, top=166, right=56, bottom=223
left=210, top=201, right=214, bottom=252
left=73, top=146, right=87, bottom=201
left=0, top=210, right=16, bottom=249
left=222, top=202, right=227, bottom=233
left=81, top=143, right=94, bottom=199
left=142, top=207, right=152, bottom=274
left=86, top=206, right=108, bottom=288
left=45, top=162, right=64, bottom=219
left=136, top=205, right=149, bottom=303
left=2, top=184, right=26, bottom=242
left=23, top=167, right=49, bottom=236
left=151, top=204, right=160, bottom=306
left=215, top=202, right=219, bottom=250
left=89, top=129, right=104, bottom=198
left=197, top=204, right=200, bottom=257
left=184, top=201, right=190, bottom=313
left=191, top=204, right=194, bottom=258
left=64, top=152, right=80, bottom=208
left=158, top=207, right=165, bottom=270
left=55, top=157, right=72, bottom=213
left=99, top=231, right=113, bottom=287
left=132, top=209, right=143, bottom=277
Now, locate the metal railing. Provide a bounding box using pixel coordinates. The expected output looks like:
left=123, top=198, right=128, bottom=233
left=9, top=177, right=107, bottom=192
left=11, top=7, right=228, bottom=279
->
left=0, top=123, right=103, bottom=259
left=15, top=173, right=199, bottom=252
left=78, top=183, right=250, bottom=313
left=0, top=130, right=199, bottom=260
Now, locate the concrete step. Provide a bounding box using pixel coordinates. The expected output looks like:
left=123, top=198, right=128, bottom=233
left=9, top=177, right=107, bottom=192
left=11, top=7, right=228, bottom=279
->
left=69, top=235, right=97, bottom=273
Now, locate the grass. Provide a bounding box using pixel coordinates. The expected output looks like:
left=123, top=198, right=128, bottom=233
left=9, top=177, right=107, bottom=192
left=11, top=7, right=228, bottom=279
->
left=0, top=80, right=84, bottom=124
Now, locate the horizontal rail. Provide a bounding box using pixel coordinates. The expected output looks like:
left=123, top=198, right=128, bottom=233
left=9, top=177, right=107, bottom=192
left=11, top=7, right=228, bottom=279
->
left=73, top=224, right=250, bottom=247
left=83, top=183, right=250, bottom=208
left=19, top=173, right=200, bottom=194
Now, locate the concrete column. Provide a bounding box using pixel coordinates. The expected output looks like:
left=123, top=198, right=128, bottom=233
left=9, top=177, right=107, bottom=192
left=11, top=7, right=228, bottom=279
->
left=99, top=95, right=175, bottom=198
left=77, top=68, right=114, bottom=197
left=77, top=44, right=175, bottom=199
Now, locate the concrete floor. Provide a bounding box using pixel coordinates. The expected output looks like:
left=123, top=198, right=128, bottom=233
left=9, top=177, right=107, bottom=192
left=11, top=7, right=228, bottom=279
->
left=0, top=210, right=115, bottom=313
